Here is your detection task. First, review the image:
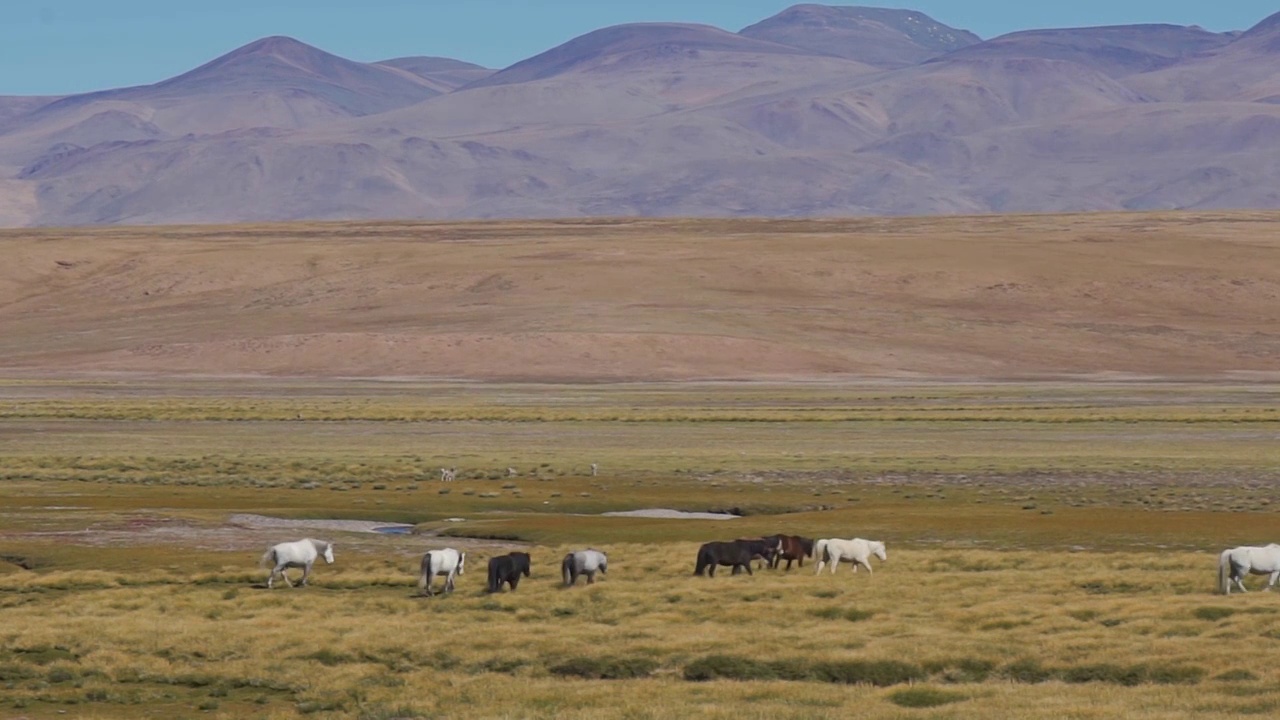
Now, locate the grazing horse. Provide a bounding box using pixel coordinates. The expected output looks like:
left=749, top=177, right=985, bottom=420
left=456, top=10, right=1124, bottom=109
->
left=767, top=535, right=815, bottom=570
left=695, top=540, right=769, bottom=577
left=562, top=549, right=607, bottom=586
left=440, top=467, right=457, bottom=482
left=419, top=548, right=466, bottom=596
left=735, top=536, right=781, bottom=569
left=1219, top=544, right=1280, bottom=595
left=259, top=539, right=334, bottom=589
left=814, top=538, right=887, bottom=575
left=488, top=552, right=532, bottom=593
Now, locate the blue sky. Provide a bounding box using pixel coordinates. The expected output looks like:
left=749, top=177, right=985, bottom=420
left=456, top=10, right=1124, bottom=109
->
left=3, top=1, right=1276, bottom=95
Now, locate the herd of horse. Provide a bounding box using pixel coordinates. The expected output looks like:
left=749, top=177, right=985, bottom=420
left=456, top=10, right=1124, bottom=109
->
left=259, top=537, right=1280, bottom=596
left=258, top=534, right=886, bottom=594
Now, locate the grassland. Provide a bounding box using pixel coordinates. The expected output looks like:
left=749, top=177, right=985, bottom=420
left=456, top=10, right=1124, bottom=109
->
left=2, top=378, right=1279, bottom=719
left=2, top=213, right=1279, bottom=717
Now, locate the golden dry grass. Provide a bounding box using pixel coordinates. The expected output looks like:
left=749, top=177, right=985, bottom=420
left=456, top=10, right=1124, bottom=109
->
left=1, top=213, right=1279, bottom=380
left=3, top=545, right=1280, bottom=719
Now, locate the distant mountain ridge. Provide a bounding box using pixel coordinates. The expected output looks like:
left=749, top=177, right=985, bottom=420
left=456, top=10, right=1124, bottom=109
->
left=740, top=4, right=981, bottom=67
left=0, top=4, right=1278, bottom=227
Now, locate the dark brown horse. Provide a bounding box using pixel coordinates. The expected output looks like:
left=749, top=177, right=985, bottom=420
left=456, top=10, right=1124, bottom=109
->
left=734, top=536, right=781, bottom=570
left=765, top=535, right=814, bottom=570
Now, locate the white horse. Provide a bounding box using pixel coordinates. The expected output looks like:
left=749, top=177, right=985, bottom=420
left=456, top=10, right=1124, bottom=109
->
left=440, top=467, right=456, bottom=482
left=562, top=549, right=607, bottom=586
left=259, top=539, right=334, bottom=589
left=419, top=548, right=466, bottom=596
left=814, top=538, right=887, bottom=575
left=1219, top=544, right=1280, bottom=595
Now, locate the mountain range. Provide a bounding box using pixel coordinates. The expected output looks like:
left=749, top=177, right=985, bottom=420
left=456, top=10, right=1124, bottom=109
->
left=2, top=4, right=1279, bottom=226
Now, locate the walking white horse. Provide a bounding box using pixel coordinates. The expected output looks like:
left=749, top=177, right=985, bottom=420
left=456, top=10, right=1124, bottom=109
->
left=419, top=548, right=466, bottom=596
left=562, top=549, right=607, bottom=586
left=1219, top=544, right=1280, bottom=595
left=814, top=538, right=887, bottom=575
left=259, top=539, right=334, bottom=589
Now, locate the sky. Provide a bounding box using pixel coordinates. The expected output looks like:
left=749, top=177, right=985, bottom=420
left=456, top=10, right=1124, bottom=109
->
left=2, top=0, right=1276, bottom=95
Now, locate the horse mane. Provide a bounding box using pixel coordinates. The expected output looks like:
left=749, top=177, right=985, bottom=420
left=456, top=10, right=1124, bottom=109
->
left=305, top=538, right=331, bottom=552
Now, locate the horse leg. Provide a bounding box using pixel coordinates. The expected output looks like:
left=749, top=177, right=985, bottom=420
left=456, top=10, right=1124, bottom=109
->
left=586, top=570, right=595, bottom=585
left=829, top=554, right=840, bottom=575
left=300, top=561, right=312, bottom=587
left=278, top=564, right=294, bottom=587
left=745, top=562, right=753, bottom=576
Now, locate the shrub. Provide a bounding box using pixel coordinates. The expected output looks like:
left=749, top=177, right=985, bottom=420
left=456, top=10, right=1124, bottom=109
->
left=1061, top=664, right=1144, bottom=686
left=811, top=660, right=924, bottom=687
left=887, top=687, right=968, bottom=708
left=1001, top=659, right=1053, bottom=684
left=683, top=655, right=776, bottom=682
left=1215, top=668, right=1259, bottom=682
left=305, top=649, right=354, bottom=667
left=549, top=656, right=658, bottom=680
left=924, top=658, right=995, bottom=683
left=1192, top=606, right=1236, bottom=622
left=1144, top=665, right=1205, bottom=685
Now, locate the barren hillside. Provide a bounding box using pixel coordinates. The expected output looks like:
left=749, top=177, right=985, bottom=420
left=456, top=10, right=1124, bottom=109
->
left=1, top=213, right=1277, bottom=381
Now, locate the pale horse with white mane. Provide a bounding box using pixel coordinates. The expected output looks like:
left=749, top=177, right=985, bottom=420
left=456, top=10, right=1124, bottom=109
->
left=419, top=547, right=466, bottom=596
left=814, top=538, right=887, bottom=575
left=259, top=539, right=335, bottom=589
left=1219, top=544, right=1280, bottom=595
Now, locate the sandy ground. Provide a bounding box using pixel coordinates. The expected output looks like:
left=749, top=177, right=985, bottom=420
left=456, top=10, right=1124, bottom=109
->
left=2, top=214, right=1279, bottom=381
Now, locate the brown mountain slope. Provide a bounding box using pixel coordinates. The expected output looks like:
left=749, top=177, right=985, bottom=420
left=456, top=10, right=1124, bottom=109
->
left=1, top=213, right=1277, bottom=381
left=740, top=4, right=981, bottom=67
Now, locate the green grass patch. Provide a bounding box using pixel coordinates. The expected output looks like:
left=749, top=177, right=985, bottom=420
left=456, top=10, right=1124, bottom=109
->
left=887, top=687, right=968, bottom=708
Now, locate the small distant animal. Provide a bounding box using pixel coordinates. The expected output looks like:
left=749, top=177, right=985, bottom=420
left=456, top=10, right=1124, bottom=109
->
left=590, top=463, right=598, bottom=477
left=440, top=467, right=456, bottom=482
left=695, top=539, right=776, bottom=577
left=487, top=552, right=532, bottom=592
left=259, top=538, right=334, bottom=589
left=766, top=534, right=815, bottom=570
left=1219, top=544, right=1280, bottom=595
left=562, top=549, right=607, bottom=586
left=814, top=538, right=887, bottom=575
left=419, top=548, right=466, bottom=596
left=507, top=467, right=518, bottom=477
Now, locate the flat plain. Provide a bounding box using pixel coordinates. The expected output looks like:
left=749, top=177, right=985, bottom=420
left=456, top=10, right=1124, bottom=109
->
left=1, top=214, right=1279, bottom=719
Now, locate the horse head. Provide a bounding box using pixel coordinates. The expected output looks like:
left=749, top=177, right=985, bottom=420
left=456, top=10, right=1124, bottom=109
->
left=323, top=543, right=336, bottom=564
left=872, top=541, right=887, bottom=562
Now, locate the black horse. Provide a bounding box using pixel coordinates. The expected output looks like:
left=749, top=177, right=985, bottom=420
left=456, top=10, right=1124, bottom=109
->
left=766, top=534, right=815, bottom=570
left=487, top=552, right=531, bottom=592
left=694, top=539, right=777, bottom=577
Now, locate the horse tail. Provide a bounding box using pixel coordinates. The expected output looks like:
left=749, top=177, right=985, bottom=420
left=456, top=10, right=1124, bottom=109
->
left=1218, top=549, right=1233, bottom=595
left=561, top=553, right=574, bottom=586
left=487, top=559, right=500, bottom=593
left=258, top=548, right=276, bottom=569
left=815, top=539, right=829, bottom=563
